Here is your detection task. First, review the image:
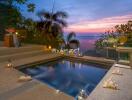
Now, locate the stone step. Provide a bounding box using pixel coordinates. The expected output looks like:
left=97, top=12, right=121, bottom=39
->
left=0, top=50, right=47, bottom=63
left=0, top=45, right=43, bottom=56
left=118, top=60, right=130, bottom=66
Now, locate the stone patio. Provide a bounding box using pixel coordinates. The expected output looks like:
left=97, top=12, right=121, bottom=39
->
left=0, top=45, right=132, bottom=100
left=0, top=53, right=73, bottom=100
left=87, top=64, right=132, bottom=100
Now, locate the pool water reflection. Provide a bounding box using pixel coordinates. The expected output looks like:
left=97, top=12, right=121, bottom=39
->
left=20, top=59, right=108, bottom=98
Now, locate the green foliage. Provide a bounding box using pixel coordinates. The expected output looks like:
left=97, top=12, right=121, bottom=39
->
left=35, top=10, right=68, bottom=47
left=95, top=20, right=132, bottom=49
left=27, top=3, right=35, bottom=12
left=0, top=3, right=22, bottom=39
left=0, top=0, right=35, bottom=40
left=115, top=21, right=132, bottom=47
left=95, top=39, right=104, bottom=49
left=15, top=0, right=27, bottom=4
left=37, top=10, right=68, bottom=38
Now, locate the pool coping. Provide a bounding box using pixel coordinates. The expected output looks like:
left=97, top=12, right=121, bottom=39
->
left=86, top=64, right=132, bottom=100
left=15, top=55, right=63, bottom=69
left=16, top=54, right=115, bottom=70
left=0, top=54, right=74, bottom=100
left=18, top=55, right=110, bottom=98
left=14, top=54, right=115, bottom=99
left=1, top=53, right=131, bottom=100
left=64, top=55, right=114, bottom=68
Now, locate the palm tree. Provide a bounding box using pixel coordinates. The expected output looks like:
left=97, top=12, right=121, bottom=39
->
left=66, top=32, right=80, bottom=49
left=57, top=34, right=66, bottom=49
left=67, top=32, right=76, bottom=43
left=37, top=10, right=68, bottom=38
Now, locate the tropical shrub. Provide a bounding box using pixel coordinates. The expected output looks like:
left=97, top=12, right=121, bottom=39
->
left=0, top=0, right=35, bottom=40
left=95, top=20, right=132, bottom=49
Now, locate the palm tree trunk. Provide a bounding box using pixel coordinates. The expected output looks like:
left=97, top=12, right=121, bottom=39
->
left=51, top=0, right=55, bottom=14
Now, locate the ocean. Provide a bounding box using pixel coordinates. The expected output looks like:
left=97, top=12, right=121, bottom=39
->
left=77, top=35, right=101, bottom=52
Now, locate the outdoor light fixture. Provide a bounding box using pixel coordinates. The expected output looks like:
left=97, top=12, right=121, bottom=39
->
left=120, top=42, right=124, bottom=45
left=48, top=45, right=52, bottom=49
left=16, top=32, right=18, bottom=35
left=6, top=63, right=13, bottom=68
left=6, top=59, right=13, bottom=68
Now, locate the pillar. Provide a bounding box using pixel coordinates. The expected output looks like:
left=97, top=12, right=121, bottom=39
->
left=130, top=52, right=132, bottom=67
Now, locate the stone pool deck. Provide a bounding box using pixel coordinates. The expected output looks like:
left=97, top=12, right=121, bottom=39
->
left=65, top=55, right=115, bottom=67
left=65, top=55, right=132, bottom=100
left=0, top=53, right=73, bottom=100
left=87, top=64, right=132, bottom=100
left=0, top=46, right=132, bottom=100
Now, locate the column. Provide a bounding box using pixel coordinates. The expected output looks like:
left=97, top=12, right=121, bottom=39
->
left=130, top=52, right=132, bottom=67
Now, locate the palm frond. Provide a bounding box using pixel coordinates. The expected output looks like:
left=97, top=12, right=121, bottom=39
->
left=37, top=10, right=51, bottom=20
left=55, top=19, right=67, bottom=27
left=67, top=32, right=76, bottom=42
left=53, top=11, right=68, bottom=19
left=51, top=23, right=63, bottom=37
left=36, top=10, right=68, bottom=38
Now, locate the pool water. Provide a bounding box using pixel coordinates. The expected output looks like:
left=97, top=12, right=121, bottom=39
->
left=20, top=59, right=108, bottom=98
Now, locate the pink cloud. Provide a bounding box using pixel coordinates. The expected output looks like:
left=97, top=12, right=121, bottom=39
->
left=65, top=14, right=132, bottom=33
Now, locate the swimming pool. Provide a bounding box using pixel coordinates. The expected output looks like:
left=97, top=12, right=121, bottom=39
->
left=20, top=59, right=108, bottom=98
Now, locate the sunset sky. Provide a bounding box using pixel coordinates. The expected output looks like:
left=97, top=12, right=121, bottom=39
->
left=21, top=0, right=132, bottom=34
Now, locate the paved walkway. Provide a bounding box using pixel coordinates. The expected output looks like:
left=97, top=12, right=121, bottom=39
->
left=0, top=54, right=73, bottom=100
left=87, top=64, right=132, bottom=100
left=0, top=48, right=131, bottom=100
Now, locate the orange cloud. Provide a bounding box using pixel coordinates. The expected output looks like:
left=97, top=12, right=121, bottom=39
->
left=65, top=14, right=132, bottom=33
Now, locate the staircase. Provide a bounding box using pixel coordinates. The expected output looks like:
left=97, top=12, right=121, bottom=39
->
left=0, top=45, right=49, bottom=63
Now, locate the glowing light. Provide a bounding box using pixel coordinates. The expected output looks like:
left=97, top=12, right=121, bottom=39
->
left=113, top=44, right=116, bottom=48
left=120, top=42, right=124, bottom=45
left=48, top=45, right=52, bottom=49
left=16, top=32, right=18, bottom=35
left=6, top=63, right=13, bottom=68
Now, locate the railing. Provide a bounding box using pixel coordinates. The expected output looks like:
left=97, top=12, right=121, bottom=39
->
left=103, top=47, right=131, bottom=66
left=104, top=47, right=118, bottom=60
left=116, top=47, right=132, bottom=67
